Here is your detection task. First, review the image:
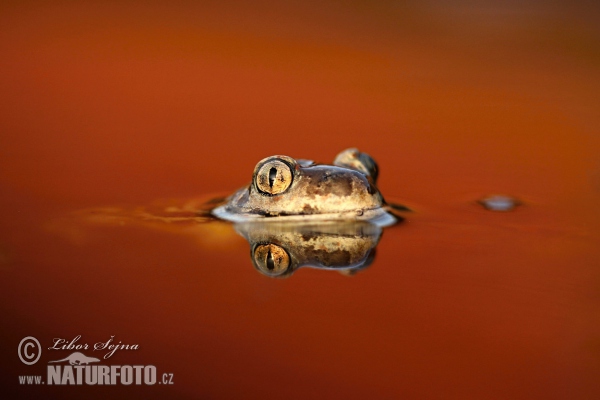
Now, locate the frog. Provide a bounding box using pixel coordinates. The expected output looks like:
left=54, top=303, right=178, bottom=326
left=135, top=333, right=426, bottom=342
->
left=235, top=220, right=382, bottom=278
left=211, top=148, right=401, bottom=227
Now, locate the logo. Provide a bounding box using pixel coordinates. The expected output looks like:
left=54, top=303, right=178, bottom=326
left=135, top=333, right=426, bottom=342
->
left=18, top=337, right=41, bottom=365
left=17, top=335, right=174, bottom=387
left=49, top=352, right=100, bottom=365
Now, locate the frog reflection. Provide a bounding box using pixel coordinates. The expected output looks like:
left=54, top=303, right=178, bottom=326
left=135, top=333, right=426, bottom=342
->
left=212, top=148, right=398, bottom=227
left=234, top=221, right=384, bottom=278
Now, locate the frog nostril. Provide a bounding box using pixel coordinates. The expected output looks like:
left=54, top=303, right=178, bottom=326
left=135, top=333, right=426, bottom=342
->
left=269, top=167, right=277, bottom=188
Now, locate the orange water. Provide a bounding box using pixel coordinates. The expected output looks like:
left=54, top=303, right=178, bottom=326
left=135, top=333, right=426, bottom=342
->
left=1, top=2, right=599, bottom=399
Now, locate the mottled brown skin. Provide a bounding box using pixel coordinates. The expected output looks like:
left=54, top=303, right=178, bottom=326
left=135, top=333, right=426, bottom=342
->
left=229, top=164, right=382, bottom=216
left=213, top=149, right=387, bottom=221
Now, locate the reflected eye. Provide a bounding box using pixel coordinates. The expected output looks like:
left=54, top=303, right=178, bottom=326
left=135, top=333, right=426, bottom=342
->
left=255, top=160, right=293, bottom=195
left=253, top=244, right=290, bottom=276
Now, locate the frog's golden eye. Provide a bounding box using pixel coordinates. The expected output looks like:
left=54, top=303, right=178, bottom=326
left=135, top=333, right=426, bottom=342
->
left=255, top=159, right=293, bottom=195
left=253, top=244, right=290, bottom=276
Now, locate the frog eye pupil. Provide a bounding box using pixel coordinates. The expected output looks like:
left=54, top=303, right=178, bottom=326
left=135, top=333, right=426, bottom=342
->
left=266, top=250, right=275, bottom=270
left=269, top=167, right=277, bottom=189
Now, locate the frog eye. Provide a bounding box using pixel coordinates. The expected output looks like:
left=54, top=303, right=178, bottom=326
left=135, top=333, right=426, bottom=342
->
left=334, top=148, right=379, bottom=183
left=255, top=159, right=293, bottom=195
left=253, top=244, right=291, bottom=276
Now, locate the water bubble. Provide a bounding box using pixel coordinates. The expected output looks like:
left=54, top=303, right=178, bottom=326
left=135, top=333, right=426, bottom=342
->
left=478, top=195, right=520, bottom=212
